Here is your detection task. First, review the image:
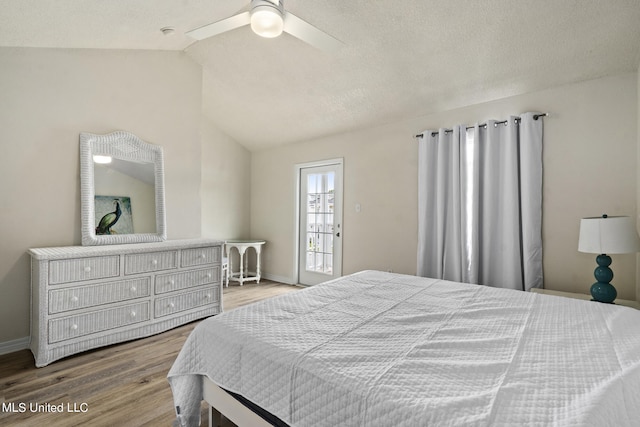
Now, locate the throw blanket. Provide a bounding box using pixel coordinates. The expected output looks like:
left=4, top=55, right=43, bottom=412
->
left=168, top=270, right=640, bottom=426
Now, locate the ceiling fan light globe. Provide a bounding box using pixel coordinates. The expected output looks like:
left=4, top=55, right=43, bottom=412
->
left=93, top=155, right=112, bottom=164
left=250, top=6, right=284, bottom=38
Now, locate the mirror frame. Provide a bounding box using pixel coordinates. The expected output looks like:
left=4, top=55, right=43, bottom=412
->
left=80, top=131, right=167, bottom=246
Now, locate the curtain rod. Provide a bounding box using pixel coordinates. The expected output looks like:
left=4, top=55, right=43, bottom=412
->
left=414, top=113, right=548, bottom=139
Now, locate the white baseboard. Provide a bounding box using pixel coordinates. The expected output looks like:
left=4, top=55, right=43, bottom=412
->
left=0, top=336, right=30, bottom=356
left=261, top=272, right=296, bottom=285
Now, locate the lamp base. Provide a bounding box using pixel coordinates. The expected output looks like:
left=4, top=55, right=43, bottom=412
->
left=590, top=254, right=617, bottom=304
left=590, top=282, right=617, bottom=303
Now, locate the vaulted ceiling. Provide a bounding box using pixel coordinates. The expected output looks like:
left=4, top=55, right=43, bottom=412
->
left=2, top=0, right=639, bottom=151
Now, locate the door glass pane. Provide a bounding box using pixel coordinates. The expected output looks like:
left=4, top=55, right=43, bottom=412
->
left=305, top=171, right=335, bottom=275
left=308, top=174, right=317, bottom=194
left=324, top=254, right=333, bottom=274
left=306, top=252, right=315, bottom=270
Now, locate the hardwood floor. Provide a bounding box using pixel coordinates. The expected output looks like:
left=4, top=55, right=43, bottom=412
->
left=0, top=280, right=300, bottom=427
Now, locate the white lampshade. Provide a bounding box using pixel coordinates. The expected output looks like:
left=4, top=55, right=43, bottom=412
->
left=250, top=4, right=284, bottom=38
left=578, top=215, right=640, bottom=254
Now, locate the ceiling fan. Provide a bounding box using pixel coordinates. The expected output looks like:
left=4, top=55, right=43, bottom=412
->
left=186, top=0, right=342, bottom=52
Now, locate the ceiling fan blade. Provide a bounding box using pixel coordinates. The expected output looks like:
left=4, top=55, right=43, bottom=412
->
left=283, top=12, right=342, bottom=52
left=186, top=11, right=251, bottom=41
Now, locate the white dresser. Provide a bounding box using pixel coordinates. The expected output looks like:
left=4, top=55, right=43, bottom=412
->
left=29, top=238, right=223, bottom=367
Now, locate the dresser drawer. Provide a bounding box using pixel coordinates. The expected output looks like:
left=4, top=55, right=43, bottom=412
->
left=181, top=246, right=221, bottom=267
left=155, top=267, right=220, bottom=294
left=124, top=251, right=177, bottom=275
left=49, top=278, right=151, bottom=314
left=155, top=287, right=219, bottom=318
left=48, top=302, right=150, bottom=343
left=49, top=256, right=120, bottom=285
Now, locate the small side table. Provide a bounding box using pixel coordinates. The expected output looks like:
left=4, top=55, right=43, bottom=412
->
left=225, top=240, right=266, bottom=286
left=530, top=288, right=640, bottom=309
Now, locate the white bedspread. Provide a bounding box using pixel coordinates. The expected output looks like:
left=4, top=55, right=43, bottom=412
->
left=168, top=270, right=640, bottom=426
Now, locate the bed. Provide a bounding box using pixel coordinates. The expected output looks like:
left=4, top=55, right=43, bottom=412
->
left=168, top=270, right=640, bottom=426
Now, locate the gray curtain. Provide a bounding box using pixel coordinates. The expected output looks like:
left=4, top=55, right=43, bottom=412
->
left=417, top=112, right=543, bottom=291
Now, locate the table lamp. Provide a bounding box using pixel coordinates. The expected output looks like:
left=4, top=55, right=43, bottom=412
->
left=578, top=214, right=640, bottom=303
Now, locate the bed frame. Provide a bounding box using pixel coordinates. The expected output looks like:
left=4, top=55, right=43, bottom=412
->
left=203, top=377, right=273, bottom=427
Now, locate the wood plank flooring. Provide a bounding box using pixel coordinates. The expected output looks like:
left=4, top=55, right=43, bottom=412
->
left=0, top=280, right=300, bottom=427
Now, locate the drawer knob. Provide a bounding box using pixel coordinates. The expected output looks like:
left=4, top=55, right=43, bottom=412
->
left=206, top=273, right=212, bottom=279
left=71, top=324, right=78, bottom=330
left=71, top=296, right=79, bottom=303
left=152, top=259, right=158, bottom=266
left=200, top=253, right=206, bottom=259
left=169, top=280, right=175, bottom=285
left=169, top=302, right=175, bottom=308
left=130, top=286, right=137, bottom=292
left=205, top=293, right=212, bottom=299
left=84, top=266, right=91, bottom=273
left=130, top=311, right=136, bottom=318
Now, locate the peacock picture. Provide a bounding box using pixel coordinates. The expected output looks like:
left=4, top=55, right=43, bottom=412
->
left=94, top=196, right=134, bottom=235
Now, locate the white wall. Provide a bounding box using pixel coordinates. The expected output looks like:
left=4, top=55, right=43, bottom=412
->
left=637, top=69, right=640, bottom=301
left=251, top=73, right=639, bottom=300
left=201, top=116, right=252, bottom=239
left=0, top=47, right=251, bottom=346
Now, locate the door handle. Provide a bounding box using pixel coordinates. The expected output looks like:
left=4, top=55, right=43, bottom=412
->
left=336, top=232, right=340, bottom=237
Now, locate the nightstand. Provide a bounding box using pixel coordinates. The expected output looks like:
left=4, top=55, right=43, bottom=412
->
left=530, top=288, right=640, bottom=309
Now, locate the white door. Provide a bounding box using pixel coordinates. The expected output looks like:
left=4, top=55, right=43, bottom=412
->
left=298, top=162, right=343, bottom=285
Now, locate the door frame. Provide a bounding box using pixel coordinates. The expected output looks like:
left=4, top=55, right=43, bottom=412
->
left=293, top=158, right=344, bottom=285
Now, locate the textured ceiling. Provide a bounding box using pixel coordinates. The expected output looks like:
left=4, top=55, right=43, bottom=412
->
left=2, top=0, right=640, bottom=151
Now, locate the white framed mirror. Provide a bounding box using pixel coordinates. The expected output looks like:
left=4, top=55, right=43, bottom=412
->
left=80, top=131, right=167, bottom=245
